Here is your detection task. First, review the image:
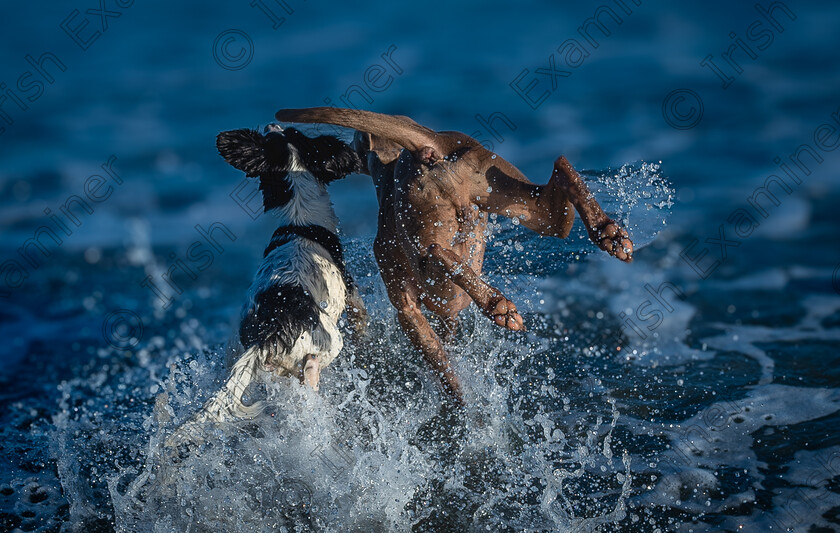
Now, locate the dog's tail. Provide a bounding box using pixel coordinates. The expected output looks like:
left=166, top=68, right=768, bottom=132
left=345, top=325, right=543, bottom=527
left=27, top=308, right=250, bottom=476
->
left=194, top=346, right=265, bottom=423
left=274, top=107, right=444, bottom=154
left=165, top=347, right=264, bottom=450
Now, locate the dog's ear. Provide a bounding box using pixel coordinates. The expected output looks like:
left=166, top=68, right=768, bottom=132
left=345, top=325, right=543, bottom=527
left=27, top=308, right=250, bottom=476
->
left=316, top=140, right=364, bottom=182
left=216, top=129, right=269, bottom=177
left=295, top=135, right=364, bottom=183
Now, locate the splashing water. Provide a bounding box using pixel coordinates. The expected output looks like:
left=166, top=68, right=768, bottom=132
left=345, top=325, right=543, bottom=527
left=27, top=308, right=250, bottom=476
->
left=51, top=297, right=636, bottom=531
left=484, top=161, right=673, bottom=277
left=582, top=161, right=674, bottom=250
left=40, top=163, right=676, bottom=531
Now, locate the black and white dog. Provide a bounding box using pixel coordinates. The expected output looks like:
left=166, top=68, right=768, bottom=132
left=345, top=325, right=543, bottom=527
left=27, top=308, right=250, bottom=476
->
left=179, top=124, right=367, bottom=432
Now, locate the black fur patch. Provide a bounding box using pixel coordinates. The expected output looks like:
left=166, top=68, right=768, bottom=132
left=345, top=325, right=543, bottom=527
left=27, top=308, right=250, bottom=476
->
left=239, top=284, right=321, bottom=353
left=282, top=128, right=363, bottom=183
left=258, top=172, right=294, bottom=211
left=216, top=129, right=283, bottom=177
left=217, top=127, right=362, bottom=211
left=263, top=224, right=354, bottom=292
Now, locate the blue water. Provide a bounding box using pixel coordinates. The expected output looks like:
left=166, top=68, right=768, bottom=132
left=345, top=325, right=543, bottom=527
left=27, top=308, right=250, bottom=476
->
left=1, top=0, right=839, bottom=531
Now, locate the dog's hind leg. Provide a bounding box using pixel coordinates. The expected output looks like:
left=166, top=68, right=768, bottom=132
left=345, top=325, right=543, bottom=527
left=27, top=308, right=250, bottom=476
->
left=546, top=156, right=634, bottom=262
left=479, top=156, right=634, bottom=262
left=425, top=244, right=525, bottom=332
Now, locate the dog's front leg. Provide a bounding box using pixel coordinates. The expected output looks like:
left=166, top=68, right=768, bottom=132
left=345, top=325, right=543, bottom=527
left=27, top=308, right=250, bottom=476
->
left=425, top=244, right=525, bottom=332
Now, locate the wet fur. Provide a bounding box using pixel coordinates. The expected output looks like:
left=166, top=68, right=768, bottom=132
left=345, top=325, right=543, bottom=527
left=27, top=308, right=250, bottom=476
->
left=273, top=108, right=634, bottom=406
left=168, top=126, right=364, bottom=447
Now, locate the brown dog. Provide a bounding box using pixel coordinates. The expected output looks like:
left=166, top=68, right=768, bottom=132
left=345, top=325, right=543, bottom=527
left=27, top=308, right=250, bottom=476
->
left=274, top=108, right=633, bottom=405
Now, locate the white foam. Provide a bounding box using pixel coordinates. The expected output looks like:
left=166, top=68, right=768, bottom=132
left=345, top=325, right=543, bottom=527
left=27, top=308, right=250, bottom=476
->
left=631, top=384, right=840, bottom=516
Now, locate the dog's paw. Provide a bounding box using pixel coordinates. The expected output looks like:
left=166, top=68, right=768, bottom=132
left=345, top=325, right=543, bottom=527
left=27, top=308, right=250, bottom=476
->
left=484, top=295, right=526, bottom=332
left=592, top=220, right=634, bottom=263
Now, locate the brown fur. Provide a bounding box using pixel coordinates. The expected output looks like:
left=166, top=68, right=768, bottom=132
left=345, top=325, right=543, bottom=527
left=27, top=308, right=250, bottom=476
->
left=275, top=108, right=633, bottom=405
